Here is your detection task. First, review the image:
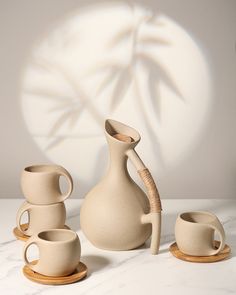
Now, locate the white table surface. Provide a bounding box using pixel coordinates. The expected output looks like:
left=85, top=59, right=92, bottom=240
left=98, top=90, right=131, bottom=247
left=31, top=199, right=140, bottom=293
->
left=0, top=199, right=236, bottom=295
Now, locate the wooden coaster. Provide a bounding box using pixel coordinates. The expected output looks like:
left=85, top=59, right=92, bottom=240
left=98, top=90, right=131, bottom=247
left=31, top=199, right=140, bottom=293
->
left=23, top=260, right=87, bottom=285
left=13, top=224, right=71, bottom=242
left=169, top=241, right=231, bottom=263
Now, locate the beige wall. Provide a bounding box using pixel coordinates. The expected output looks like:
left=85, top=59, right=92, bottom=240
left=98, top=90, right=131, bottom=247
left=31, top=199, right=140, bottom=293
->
left=0, top=0, right=235, bottom=198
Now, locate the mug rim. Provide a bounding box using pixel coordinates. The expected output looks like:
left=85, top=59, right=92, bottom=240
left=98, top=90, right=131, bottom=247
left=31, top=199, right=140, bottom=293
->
left=179, top=211, right=217, bottom=224
left=24, top=164, right=61, bottom=174
left=22, top=200, right=64, bottom=208
left=37, top=229, right=77, bottom=244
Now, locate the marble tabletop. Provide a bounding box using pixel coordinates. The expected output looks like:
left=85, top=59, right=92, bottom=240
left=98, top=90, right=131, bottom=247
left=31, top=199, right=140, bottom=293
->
left=0, top=199, right=235, bottom=295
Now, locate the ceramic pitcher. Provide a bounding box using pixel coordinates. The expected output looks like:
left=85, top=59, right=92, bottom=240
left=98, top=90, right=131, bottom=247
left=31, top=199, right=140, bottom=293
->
left=80, top=119, right=162, bottom=254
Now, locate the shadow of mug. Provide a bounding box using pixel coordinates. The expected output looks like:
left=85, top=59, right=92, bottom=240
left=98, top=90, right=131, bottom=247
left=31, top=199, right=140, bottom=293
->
left=81, top=255, right=111, bottom=275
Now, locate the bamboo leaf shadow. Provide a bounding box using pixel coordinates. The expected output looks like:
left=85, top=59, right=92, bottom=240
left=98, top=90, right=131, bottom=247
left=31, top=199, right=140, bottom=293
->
left=46, top=136, right=65, bottom=150
left=149, top=74, right=161, bottom=121
left=68, top=109, right=81, bottom=128
left=110, top=67, right=132, bottom=111
left=138, top=52, right=184, bottom=102
left=27, top=57, right=105, bottom=150
left=107, top=25, right=133, bottom=48
left=27, top=9, right=184, bottom=157
left=48, top=108, right=82, bottom=137
left=140, top=36, right=170, bottom=47
left=95, top=63, right=121, bottom=96
left=87, top=14, right=184, bottom=167
left=24, top=87, right=73, bottom=102
left=87, top=61, right=133, bottom=111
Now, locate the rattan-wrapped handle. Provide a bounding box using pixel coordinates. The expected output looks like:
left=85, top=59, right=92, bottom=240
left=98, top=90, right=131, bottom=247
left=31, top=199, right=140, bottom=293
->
left=138, top=168, right=162, bottom=213
left=126, top=148, right=162, bottom=254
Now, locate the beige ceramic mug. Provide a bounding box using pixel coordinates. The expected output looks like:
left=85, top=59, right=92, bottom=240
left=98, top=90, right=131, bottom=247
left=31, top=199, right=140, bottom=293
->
left=175, top=211, right=225, bottom=256
left=21, top=164, right=73, bottom=205
left=23, top=229, right=81, bottom=276
left=16, top=201, right=66, bottom=236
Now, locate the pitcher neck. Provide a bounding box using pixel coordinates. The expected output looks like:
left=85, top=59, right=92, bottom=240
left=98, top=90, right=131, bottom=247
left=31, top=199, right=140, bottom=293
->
left=107, top=147, right=129, bottom=175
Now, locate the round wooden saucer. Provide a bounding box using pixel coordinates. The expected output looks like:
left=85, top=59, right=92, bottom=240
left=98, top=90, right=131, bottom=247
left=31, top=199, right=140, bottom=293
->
left=13, top=223, right=71, bottom=242
left=169, top=241, right=231, bottom=263
left=23, top=260, right=87, bottom=285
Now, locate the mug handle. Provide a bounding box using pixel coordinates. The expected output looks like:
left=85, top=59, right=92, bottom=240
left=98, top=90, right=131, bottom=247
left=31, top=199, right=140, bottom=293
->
left=56, top=166, right=73, bottom=202
left=208, top=218, right=226, bottom=255
left=16, top=202, right=32, bottom=235
left=23, top=236, right=41, bottom=272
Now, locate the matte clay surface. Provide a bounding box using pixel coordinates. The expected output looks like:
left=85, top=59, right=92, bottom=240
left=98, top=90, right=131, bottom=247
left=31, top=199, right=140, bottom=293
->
left=23, top=229, right=81, bottom=277
left=80, top=119, right=162, bottom=254
left=175, top=211, right=226, bottom=256
left=21, top=164, right=73, bottom=205
left=2, top=198, right=236, bottom=294
left=13, top=224, right=70, bottom=242
left=16, top=201, right=67, bottom=236
left=23, top=260, right=87, bottom=285
left=169, top=241, right=231, bottom=263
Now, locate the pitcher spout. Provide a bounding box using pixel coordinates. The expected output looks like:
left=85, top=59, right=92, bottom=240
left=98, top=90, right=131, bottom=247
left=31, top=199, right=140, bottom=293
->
left=105, top=119, right=140, bottom=147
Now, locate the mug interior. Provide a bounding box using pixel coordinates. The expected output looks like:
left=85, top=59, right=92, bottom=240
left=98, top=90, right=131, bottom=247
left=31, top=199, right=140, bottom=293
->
left=25, top=165, right=57, bottom=173
left=38, top=229, right=76, bottom=242
left=180, top=212, right=216, bottom=224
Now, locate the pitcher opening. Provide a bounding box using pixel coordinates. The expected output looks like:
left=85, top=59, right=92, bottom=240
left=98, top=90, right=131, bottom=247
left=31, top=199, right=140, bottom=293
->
left=105, top=119, right=140, bottom=143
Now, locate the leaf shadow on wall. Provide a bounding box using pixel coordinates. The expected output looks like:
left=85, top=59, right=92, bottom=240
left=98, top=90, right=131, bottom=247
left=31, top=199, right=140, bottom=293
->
left=23, top=3, right=184, bottom=171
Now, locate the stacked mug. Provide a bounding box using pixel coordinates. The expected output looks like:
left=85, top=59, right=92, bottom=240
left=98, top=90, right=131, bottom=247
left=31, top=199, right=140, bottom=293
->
left=16, top=164, right=73, bottom=237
